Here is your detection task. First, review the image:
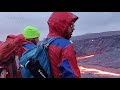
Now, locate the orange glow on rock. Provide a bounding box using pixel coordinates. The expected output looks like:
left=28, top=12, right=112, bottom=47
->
left=79, top=66, right=120, bottom=77
left=77, top=54, right=95, bottom=60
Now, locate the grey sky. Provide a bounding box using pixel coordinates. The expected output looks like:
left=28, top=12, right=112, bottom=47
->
left=0, top=12, right=120, bottom=41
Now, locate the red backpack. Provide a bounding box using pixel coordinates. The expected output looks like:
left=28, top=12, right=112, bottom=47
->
left=0, top=34, right=27, bottom=78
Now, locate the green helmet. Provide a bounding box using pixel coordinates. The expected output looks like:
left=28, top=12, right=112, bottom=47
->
left=22, top=26, right=40, bottom=39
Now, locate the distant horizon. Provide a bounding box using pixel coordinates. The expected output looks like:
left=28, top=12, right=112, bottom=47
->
left=71, top=30, right=120, bottom=41
left=1, top=12, right=120, bottom=41
left=0, top=30, right=120, bottom=41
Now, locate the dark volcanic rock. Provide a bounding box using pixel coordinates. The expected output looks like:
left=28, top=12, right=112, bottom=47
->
left=71, top=31, right=120, bottom=78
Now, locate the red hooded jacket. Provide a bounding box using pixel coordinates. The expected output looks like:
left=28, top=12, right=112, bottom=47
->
left=0, top=34, right=36, bottom=78
left=47, top=12, right=81, bottom=78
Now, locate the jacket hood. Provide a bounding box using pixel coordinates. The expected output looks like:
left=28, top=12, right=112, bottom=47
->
left=0, top=41, right=3, bottom=43
left=6, top=34, right=32, bottom=45
left=47, top=12, right=78, bottom=38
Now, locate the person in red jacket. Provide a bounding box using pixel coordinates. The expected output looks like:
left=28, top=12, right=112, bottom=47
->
left=46, top=12, right=81, bottom=78
left=0, top=26, right=40, bottom=78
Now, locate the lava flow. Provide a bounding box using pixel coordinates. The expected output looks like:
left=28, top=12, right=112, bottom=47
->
left=79, top=66, right=120, bottom=77
left=77, top=54, right=95, bottom=60
left=77, top=55, right=120, bottom=77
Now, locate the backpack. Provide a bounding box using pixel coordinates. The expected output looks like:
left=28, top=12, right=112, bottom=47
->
left=0, top=34, right=26, bottom=78
left=19, top=37, right=60, bottom=78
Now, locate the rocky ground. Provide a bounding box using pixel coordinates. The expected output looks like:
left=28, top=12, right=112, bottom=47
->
left=71, top=31, right=120, bottom=78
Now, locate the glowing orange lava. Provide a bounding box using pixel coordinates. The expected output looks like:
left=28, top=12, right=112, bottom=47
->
left=77, top=55, right=120, bottom=77
left=79, top=66, right=120, bottom=77
left=77, top=55, right=95, bottom=60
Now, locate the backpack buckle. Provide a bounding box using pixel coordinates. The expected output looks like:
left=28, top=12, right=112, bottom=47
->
left=44, top=43, right=49, bottom=48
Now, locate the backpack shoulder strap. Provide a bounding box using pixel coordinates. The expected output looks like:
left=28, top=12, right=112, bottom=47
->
left=33, top=36, right=61, bottom=57
left=43, top=37, right=61, bottom=48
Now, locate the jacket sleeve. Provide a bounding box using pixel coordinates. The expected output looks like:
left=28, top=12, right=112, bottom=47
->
left=59, top=44, right=81, bottom=78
